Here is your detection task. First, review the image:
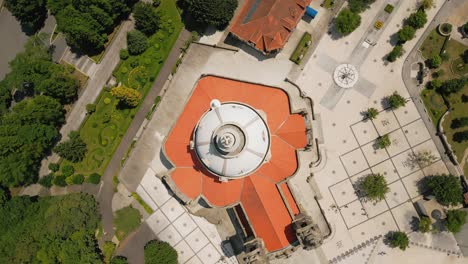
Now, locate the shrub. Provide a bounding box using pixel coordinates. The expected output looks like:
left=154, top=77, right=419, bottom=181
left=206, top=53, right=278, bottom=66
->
left=427, top=54, right=442, bottom=68
left=453, top=130, right=468, bottom=143
left=120, top=49, right=130, bottom=60
left=376, top=134, right=391, bottom=149
left=432, top=69, right=445, bottom=78
left=185, top=0, right=238, bottom=28
left=61, top=164, right=75, bottom=177
left=366, top=107, right=379, bottom=120
left=387, top=45, right=404, bottom=62
left=360, top=174, right=389, bottom=201
left=446, top=210, right=467, bottom=233
left=48, top=163, right=60, bottom=172
left=335, top=9, right=361, bottom=36
left=440, top=23, right=453, bottom=35
left=110, top=256, right=128, bottom=264
left=388, top=231, right=409, bottom=250
left=39, top=173, right=54, bottom=188
left=86, top=103, right=96, bottom=114
left=418, top=216, right=432, bottom=233
left=384, top=4, right=394, bottom=13
left=451, top=117, right=468, bottom=129
left=463, top=50, right=468, bottom=64
left=66, top=174, right=84, bottom=185
left=388, top=92, right=406, bottom=109
left=425, top=174, right=463, bottom=206
left=144, top=240, right=178, bottom=264
left=397, top=25, right=416, bottom=43
left=111, top=86, right=141, bottom=108
left=87, top=173, right=101, bottom=184
left=406, top=10, right=427, bottom=29
left=104, top=97, right=112, bottom=104
left=420, top=0, right=435, bottom=10
left=134, top=2, right=160, bottom=36
left=427, top=79, right=443, bottom=89
left=127, top=30, right=148, bottom=55
left=52, top=174, right=67, bottom=187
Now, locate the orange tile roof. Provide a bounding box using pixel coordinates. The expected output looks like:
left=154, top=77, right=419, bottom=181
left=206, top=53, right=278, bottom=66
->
left=164, top=76, right=308, bottom=252
left=230, top=0, right=312, bottom=53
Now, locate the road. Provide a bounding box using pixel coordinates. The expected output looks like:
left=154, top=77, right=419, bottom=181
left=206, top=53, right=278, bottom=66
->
left=98, top=29, right=192, bottom=242
left=402, top=0, right=465, bottom=176
left=0, top=6, right=28, bottom=79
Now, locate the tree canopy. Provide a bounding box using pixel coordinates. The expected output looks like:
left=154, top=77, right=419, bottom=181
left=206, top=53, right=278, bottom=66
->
left=406, top=10, right=427, bottom=29
left=446, top=210, right=467, bottom=233
left=144, top=240, right=178, bottom=264
left=348, top=0, right=376, bottom=13
left=54, top=131, right=87, bottom=163
left=360, top=173, right=389, bottom=201
left=387, top=231, right=409, bottom=251
left=5, top=0, right=47, bottom=33
left=127, top=30, right=148, bottom=55
left=387, top=91, right=406, bottom=109
left=184, top=0, right=238, bottom=28
left=335, top=9, right=361, bottom=36
left=397, top=25, right=416, bottom=42
left=111, top=86, right=141, bottom=108
left=425, top=174, right=463, bottom=206
left=0, top=37, right=74, bottom=187
left=49, top=0, right=137, bottom=54
left=0, top=193, right=101, bottom=263
left=134, top=2, right=160, bottom=36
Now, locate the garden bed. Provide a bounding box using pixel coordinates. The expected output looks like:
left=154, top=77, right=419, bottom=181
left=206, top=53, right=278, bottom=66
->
left=60, top=0, right=183, bottom=176
left=290, top=32, right=312, bottom=65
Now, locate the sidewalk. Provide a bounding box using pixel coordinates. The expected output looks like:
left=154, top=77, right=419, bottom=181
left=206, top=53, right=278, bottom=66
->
left=98, top=29, right=192, bottom=242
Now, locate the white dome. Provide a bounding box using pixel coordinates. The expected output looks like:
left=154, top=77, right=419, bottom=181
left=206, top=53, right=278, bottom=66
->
left=194, top=100, right=270, bottom=178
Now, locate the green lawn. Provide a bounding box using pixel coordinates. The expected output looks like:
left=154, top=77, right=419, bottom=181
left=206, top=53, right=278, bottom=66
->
left=61, top=0, right=183, bottom=175
left=420, top=29, right=446, bottom=59
left=441, top=85, right=468, bottom=175
left=114, top=206, right=142, bottom=241
left=323, top=0, right=335, bottom=9
left=421, top=88, right=447, bottom=126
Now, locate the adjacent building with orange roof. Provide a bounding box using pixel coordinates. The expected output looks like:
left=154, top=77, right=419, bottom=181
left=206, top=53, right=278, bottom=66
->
left=230, top=0, right=312, bottom=54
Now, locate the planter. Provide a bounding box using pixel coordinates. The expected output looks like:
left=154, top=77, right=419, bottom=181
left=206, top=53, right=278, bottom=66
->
left=438, top=23, right=452, bottom=36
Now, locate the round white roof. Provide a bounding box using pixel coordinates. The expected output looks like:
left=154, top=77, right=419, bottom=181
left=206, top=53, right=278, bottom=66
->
left=194, top=100, right=270, bottom=178
left=333, top=63, right=359, bottom=89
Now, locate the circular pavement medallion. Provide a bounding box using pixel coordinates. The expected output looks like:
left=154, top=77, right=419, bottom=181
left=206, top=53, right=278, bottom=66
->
left=333, top=64, right=359, bottom=89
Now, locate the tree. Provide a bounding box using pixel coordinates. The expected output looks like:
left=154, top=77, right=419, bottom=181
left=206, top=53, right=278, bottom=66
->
left=451, top=117, right=468, bottom=129
left=397, top=25, right=416, bottom=43
left=428, top=79, right=443, bottom=90
left=144, top=240, right=178, bottom=264
left=387, top=45, right=404, bottom=62
left=127, top=30, right=148, bottom=55
left=446, top=210, right=467, bottom=233
left=406, top=10, right=427, bottom=29
left=0, top=194, right=101, bottom=263
left=376, top=134, right=391, bottom=149
left=185, top=0, right=238, bottom=28
left=348, top=0, right=376, bottom=13
left=111, top=256, right=129, bottom=264
left=387, top=231, right=409, bottom=250
left=5, top=0, right=47, bottom=33
left=61, top=164, right=75, bottom=177
left=111, top=86, right=141, bottom=107
left=427, top=54, right=442, bottom=68
left=407, top=150, right=437, bottom=169
left=420, top=0, right=435, bottom=10
left=360, top=173, right=389, bottom=201
left=9, top=95, right=65, bottom=127
left=54, top=131, right=87, bottom=163
left=335, top=9, right=361, bottom=36
left=463, top=50, right=468, bottom=64
left=120, top=49, right=129, bottom=60
left=437, top=78, right=467, bottom=95
left=387, top=92, right=406, bottom=109
left=133, top=2, right=160, bottom=36
left=86, top=103, right=96, bottom=114
left=453, top=131, right=468, bottom=143
left=87, top=173, right=101, bottom=184
left=48, top=163, right=60, bottom=172
left=366, top=107, right=379, bottom=120
left=425, top=175, right=463, bottom=206
left=418, top=216, right=432, bottom=233
left=36, top=71, right=79, bottom=104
